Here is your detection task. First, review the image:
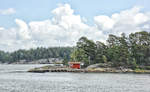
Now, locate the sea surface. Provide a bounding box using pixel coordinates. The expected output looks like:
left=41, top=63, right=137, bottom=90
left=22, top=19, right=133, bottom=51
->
left=0, top=64, right=150, bottom=92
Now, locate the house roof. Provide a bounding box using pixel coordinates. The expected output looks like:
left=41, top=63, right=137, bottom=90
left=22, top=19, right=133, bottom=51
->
left=68, top=62, right=81, bottom=64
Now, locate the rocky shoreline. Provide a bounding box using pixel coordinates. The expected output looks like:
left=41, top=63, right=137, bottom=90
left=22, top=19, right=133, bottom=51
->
left=9, top=58, right=63, bottom=64
left=28, top=64, right=150, bottom=74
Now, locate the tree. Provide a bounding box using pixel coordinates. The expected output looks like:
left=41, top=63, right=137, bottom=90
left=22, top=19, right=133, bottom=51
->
left=106, top=33, right=131, bottom=67
left=0, top=47, right=73, bottom=63
left=129, top=31, right=150, bottom=65
left=95, top=41, right=107, bottom=63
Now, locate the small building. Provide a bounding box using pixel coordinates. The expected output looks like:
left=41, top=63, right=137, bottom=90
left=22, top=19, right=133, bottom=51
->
left=68, top=62, right=81, bottom=69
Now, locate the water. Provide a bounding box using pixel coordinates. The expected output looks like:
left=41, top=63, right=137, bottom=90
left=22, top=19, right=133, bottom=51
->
left=0, top=64, right=150, bottom=92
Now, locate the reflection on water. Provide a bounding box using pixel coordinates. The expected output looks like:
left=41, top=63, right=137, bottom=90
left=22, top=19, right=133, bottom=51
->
left=0, top=64, right=150, bottom=92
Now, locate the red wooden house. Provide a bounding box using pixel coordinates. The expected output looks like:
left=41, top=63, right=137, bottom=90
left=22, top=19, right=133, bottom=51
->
left=68, top=62, right=81, bottom=69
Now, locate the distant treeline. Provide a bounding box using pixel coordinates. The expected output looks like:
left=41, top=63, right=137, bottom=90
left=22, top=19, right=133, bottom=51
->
left=1, top=31, right=150, bottom=68
left=71, top=31, right=150, bottom=68
left=0, top=47, right=73, bottom=63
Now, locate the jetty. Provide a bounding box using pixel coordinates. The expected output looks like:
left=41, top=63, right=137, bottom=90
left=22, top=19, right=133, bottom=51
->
left=27, top=65, right=86, bottom=73
left=28, top=68, right=86, bottom=73
left=27, top=64, right=150, bottom=73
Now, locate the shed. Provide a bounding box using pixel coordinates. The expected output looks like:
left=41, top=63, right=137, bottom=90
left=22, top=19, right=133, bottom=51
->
left=68, top=62, right=81, bottom=69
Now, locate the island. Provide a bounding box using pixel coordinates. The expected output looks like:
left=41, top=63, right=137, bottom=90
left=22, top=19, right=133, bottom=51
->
left=0, top=31, right=150, bottom=74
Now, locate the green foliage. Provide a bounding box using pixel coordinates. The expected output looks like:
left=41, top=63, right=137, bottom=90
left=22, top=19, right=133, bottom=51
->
left=0, top=47, right=73, bottom=63
left=1, top=31, right=150, bottom=69
left=76, top=37, right=97, bottom=66
left=130, top=58, right=137, bottom=69
left=145, top=66, right=150, bottom=70
left=71, top=31, right=150, bottom=68
left=102, top=55, right=107, bottom=63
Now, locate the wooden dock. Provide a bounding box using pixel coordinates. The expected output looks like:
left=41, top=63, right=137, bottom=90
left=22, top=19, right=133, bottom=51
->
left=28, top=68, right=86, bottom=73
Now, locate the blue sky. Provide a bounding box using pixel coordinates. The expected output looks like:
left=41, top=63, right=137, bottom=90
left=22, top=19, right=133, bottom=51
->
left=0, top=0, right=150, bottom=28
left=0, top=0, right=150, bottom=51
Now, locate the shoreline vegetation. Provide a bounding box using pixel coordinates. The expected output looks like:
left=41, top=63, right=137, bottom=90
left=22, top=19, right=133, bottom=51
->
left=27, top=64, right=150, bottom=74
left=0, top=47, right=72, bottom=64
left=1, top=31, right=150, bottom=73
left=28, top=31, right=150, bottom=73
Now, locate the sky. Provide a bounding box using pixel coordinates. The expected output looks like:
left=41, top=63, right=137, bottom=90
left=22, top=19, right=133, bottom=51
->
left=0, top=0, right=150, bottom=51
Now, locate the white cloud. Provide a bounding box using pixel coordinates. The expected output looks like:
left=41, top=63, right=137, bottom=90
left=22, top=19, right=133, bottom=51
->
left=51, top=4, right=88, bottom=30
left=0, top=8, right=16, bottom=15
left=94, top=15, right=115, bottom=30
left=94, top=6, right=150, bottom=35
left=0, top=27, right=5, bottom=30
left=134, top=13, right=149, bottom=24
left=0, top=4, right=150, bottom=51
left=15, top=19, right=31, bottom=40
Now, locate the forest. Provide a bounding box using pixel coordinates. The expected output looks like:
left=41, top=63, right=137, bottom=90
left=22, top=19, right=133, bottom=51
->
left=70, top=31, right=150, bottom=69
left=0, top=31, right=150, bottom=69
left=0, top=47, right=73, bottom=63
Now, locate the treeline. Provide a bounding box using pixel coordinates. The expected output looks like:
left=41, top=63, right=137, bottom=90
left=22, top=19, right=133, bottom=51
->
left=71, top=31, right=150, bottom=68
left=0, top=47, right=73, bottom=63
left=1, top=31, right=150, bottom=68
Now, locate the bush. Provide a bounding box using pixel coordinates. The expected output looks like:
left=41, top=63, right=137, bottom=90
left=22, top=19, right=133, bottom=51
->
left=145, top=66, right=150, bottom=70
